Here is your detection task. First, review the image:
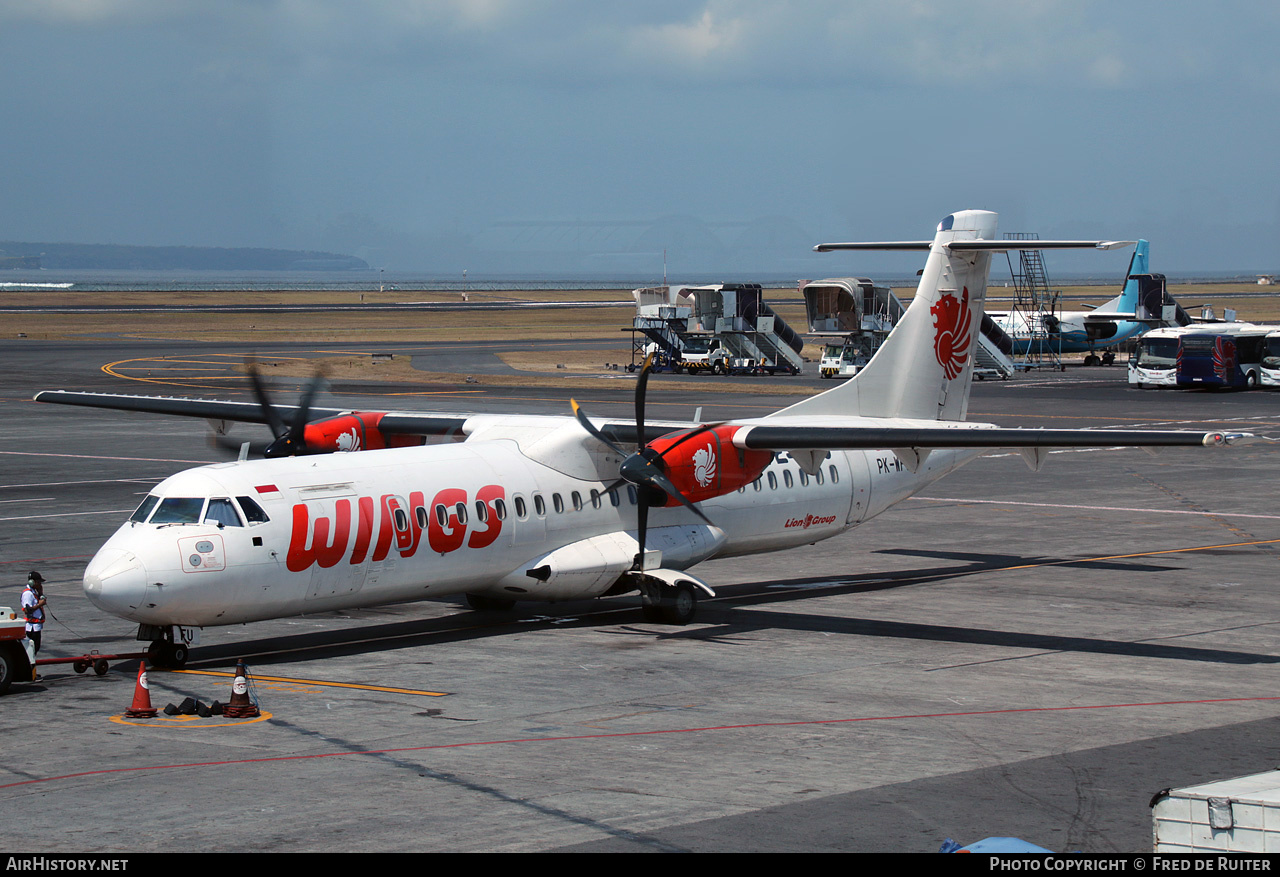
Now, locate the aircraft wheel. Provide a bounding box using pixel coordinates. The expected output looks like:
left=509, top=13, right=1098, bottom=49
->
left=1102, top=352, right=1116, bottom=365
left=0, top=645, right=17, bottom=694
left=150, top=640, right=188, bottom=669
left=659, top=583, right=698, bottom=626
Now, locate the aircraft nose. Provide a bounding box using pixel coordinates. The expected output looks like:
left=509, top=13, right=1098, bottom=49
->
left=83, top=548, right=148, bottom=620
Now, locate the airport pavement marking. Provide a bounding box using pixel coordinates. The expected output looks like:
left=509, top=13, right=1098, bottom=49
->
left=108, top=711, right=274, bottom=729
left=9, top=695, right=1280, bottom=793
left=170, top=668, right=450, bottom=698
left=913, top=495, right=1280, bottom=522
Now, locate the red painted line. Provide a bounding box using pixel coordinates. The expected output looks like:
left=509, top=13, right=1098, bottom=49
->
left=4, top=695, right=1279, bottom=791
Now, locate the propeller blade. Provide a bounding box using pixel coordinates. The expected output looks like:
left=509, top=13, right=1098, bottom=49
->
left=635, top=491, right=649, bottom=568
left=246, top=360, right=287, bottom=439
left=289, top=371, right=325, bottom=444
left=263, top=370, right=326, bottom=458
left=571, top=399, right=626, bottom=456
left=634, top=352, right=654, bottom=449
left=649, top=469, right=713, bottom=526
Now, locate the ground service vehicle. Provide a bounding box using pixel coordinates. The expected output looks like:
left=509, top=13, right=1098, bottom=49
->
left=1261, top=331, right=1280, bottom=388
left=1176, top=326, right=1270, bottom=390
left=1129, top=325, right=1203, bottom=388
left=0, top=609, right=35, bottom=694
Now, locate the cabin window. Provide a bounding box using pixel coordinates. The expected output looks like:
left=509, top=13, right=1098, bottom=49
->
left=571, top=491, right=583, bottom=512
left=627, top=485, right=638, bottom=505
left=514, top=496, right=527, bottom=519
left=204, top=498, right=242, bottom=528
left=455, top=502, right=468, bottom=525
left=434, top=504, right=448, bottom=527
left=394, top=508, right=410, bottom=533
left=798, top=470, right=809, bottom=487
left=814, top=468, right=824, bottom=486
left=783, top=471, right=794, bottom=489
left=534, top=494, right=546, bottom=517
left=590, top=489, right=602, bottom=510
left=416, top=506, right=430, bottom=529
left=130, top=495, right=159, bottom=523
left=493, top=498, right=507, bottom=521
left=767, top=472, right=778, bottom=490
left=235, top=496, right=271, bottom=524
left=753, top=478, right=762, bottom=492
left=150, top=497, right=205, bottom=524
left=553, top=493, right=564, bottom=514
left=828, top=465, right=839, bottom=483
left=608, top=489, right=621, bottom=507
left=474, top=500, right=489, bottom=523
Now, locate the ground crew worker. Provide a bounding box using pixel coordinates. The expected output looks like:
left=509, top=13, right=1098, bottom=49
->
left=22, top=571, right=46, bottom=654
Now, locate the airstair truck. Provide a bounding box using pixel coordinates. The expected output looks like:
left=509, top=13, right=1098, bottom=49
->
left=689, top=284, right=805, bottom=375
left=802, top=278, right=905, bottom=379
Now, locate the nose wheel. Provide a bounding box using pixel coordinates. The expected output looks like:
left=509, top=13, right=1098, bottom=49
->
left=148, top=635, right=190, bottom=669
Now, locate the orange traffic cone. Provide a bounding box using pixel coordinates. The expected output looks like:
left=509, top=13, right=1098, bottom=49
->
left=124, top=662, right=158, bottom=718
left=222, top=659, right=260, bottom=718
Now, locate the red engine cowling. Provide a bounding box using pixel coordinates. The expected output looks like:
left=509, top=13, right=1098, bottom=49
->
left=645, top=425, right=772, bottom=505
left=302, top=412, right=424, bottom=454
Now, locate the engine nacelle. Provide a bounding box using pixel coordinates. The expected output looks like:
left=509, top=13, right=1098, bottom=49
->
left=302, top=412, right=424, bottom=454
left=646, top=425, right=772, bottom=504
left=494, top=532, right=638, bottom=602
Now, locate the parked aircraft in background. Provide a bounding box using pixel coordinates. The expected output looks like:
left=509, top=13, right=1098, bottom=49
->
left=989, top=240, right=1191, bottom=364
left=36, top=212, right=1247, bottom=667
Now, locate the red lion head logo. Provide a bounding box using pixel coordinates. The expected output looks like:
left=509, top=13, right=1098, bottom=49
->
left=931, top=286, right=973, bottom=381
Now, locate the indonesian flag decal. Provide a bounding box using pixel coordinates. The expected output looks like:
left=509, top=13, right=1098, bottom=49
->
left=931, top=286, right=973, bottom=381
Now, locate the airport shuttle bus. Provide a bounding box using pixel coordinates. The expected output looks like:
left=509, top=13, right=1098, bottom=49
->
left=1129, top=326, right=1194, bottom=388
left=1262, top=331, right=1280, bottom=388
left=1175, top=325, right=1269, bottom=390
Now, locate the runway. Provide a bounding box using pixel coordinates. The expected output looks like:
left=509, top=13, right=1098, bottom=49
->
left=3, top=335, right=1280, bottom=853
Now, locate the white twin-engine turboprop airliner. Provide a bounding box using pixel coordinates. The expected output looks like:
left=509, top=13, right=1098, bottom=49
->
left=37, top=211, right=1251, bottom=667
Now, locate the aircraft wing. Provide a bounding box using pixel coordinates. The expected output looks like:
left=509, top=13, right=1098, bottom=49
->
left=33, top=390, right=472, bottom=436
left=732, top=423, right=1248, bottom=450
left=814, top=240, right=1133, bottom=252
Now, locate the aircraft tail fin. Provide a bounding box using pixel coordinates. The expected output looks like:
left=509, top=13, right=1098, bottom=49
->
left=769, top=212, right=1133, bottom=424
left=1109, top=239, right=1149, bottom=313
left=770, top=210, right=998, bottom=423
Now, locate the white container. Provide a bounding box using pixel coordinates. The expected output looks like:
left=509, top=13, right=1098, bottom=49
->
left=1153, top=770, right=1280, bottom=853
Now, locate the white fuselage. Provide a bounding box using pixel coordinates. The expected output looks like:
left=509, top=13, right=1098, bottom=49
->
left=82, top=424, right=978, bottom=629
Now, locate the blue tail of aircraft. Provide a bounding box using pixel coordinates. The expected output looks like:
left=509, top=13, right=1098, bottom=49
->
left=1115, top=239, right=1149, bottom=312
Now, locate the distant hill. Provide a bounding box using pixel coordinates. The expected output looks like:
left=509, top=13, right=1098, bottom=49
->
left=0, top=242, right=369, bottom=271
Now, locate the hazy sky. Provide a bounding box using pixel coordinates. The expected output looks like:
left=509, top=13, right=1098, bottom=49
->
left=1, top=1, right=1277, bottom=275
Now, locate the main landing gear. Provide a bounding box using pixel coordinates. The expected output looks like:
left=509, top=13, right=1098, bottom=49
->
left=639, top=579, right=699, bottom=626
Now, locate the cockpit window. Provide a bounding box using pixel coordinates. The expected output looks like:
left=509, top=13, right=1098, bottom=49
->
left=130, top=495, right=160, bottom=523
left=149, top=497, right=205, bottom=524
left=204, top=498, right=243, bottom=528
left=235, top=496, right=271, bottom=524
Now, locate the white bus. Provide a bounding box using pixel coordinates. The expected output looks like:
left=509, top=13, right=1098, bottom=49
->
left=1261, top=330, right=1280, bottom=388
left=1129, top=325, right=1201, bottom=388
